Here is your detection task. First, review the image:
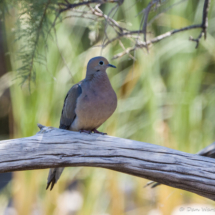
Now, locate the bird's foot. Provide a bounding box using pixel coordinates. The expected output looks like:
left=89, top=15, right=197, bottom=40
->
left=92, top=129, right=107, bottom=135
left=79, top=129, right=92, bottom=134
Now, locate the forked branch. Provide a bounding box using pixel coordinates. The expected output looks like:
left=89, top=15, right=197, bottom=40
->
left=50, top=0, right=211, bottom=59
left=189, top=0, right=210, bottom=48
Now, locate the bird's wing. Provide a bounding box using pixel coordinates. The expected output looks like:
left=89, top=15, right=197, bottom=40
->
left=46, top=83, right=82, bottom=191
left=59, top=83, right=82, bottom=129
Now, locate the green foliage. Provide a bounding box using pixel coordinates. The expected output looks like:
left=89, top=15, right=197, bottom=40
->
left=15, top=0, right=60, bottom=84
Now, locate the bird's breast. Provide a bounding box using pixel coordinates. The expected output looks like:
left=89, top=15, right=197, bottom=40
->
left=72, top=86, right=117, bottom=130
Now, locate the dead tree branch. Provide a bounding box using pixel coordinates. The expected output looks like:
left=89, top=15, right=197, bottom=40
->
left=141, top=0, right=161, bottom=50
left=189, top=0, right=211, bottom=48
left=111, top=24, right=202, bottom=59
left=49, top=0, right=211, bottom=59
left=1, top=124, right=215, bottom=201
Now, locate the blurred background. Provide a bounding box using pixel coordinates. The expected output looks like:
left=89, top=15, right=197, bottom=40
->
left=0, top=0, right=215, bottom=214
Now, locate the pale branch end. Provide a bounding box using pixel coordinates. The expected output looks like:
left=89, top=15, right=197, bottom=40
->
left=0, top=125, right=215, bottom=201
left=37, top=123, right=45, bottom=130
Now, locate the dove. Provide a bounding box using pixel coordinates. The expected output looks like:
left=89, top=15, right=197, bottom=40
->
left=46, top=56, right=117, bottom=190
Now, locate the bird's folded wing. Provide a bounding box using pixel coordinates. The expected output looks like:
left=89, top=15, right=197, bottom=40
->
left=60, top=83, right=82, bottom=129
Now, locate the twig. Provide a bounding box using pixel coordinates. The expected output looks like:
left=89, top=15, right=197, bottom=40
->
left=111, top=24, right=202, bottom=59
left=189, top=0, right=211, bottom=48
left=59, top=0, right=119, bottom=13
left=142, top=0, right=161, bottom=49
left=118, top=40, right=136, bottom=60
left=148, top=0, right=189, bottom=26
left=150, top=24, right=202, bottom=43
left=112, top=46, right=136, bottom=60
left=46, top=0, right=120, bottom=43
left=101, top=3, right=120, bottom=54
left=59, top=14, right=97, bottom=22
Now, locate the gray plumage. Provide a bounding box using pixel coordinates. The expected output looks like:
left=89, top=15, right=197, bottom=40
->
left=46, top=56, right=117, bottom=190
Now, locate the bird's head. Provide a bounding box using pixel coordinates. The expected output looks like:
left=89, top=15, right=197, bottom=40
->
left=86, top=56, right=116, bottom=79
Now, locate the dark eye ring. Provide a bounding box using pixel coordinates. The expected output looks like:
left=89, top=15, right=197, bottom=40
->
left=99, top=61, right=104, bottom=65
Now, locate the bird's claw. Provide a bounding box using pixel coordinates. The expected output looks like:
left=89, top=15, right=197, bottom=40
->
left=79, top=129, right=107, bottom=135
left=92, top=129, right=107, bottom=135
left=79, top=129, right=92, bottom=134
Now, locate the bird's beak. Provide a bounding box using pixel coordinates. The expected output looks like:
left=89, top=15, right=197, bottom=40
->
left=108, top=64, right=116, bottom=68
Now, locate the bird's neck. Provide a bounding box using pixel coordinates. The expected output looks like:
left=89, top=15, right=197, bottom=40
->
left=86, top=72, right=112, bottom=90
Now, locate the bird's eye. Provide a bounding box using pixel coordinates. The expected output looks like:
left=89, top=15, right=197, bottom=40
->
left=99, top=61, right=104, bottom=65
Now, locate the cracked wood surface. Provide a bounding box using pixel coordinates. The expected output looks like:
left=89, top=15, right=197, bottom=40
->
left=0, top=125, right=215, bottom=200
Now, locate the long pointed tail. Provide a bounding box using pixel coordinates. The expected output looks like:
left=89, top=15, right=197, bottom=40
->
left=46, top=168, right=64, bottom=190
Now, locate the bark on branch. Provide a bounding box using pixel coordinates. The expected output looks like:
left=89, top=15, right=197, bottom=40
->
left=1, top=125, right=215, bottom=201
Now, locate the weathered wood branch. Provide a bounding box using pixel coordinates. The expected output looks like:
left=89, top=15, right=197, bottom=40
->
left=1, top=125, right=215, bottom=201
left=145, top=141, right=215, bottom=189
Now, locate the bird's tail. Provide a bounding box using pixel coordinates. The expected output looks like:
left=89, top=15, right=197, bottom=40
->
left=46, top=167, right=64, bottom=190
